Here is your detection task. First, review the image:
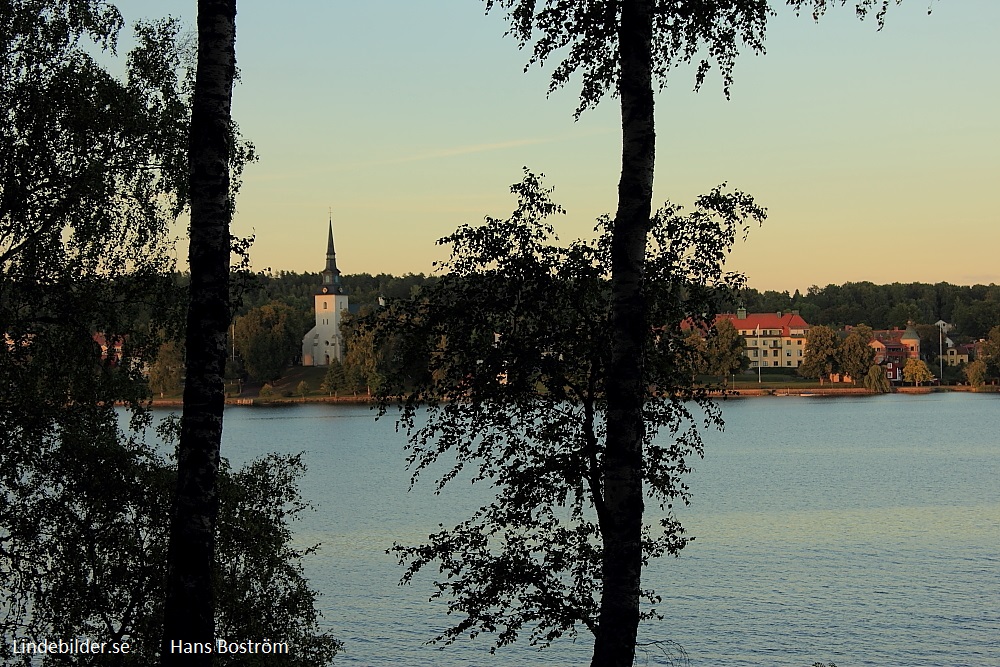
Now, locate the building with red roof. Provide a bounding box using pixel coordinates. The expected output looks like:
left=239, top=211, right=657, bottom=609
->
left=717, top=308, right=811, bottom=369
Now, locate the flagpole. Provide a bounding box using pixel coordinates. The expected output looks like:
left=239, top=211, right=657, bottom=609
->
left=757, top=323, right=761, bottom=384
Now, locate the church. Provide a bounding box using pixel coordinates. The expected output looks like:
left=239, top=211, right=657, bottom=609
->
left=301, top=221, right=349, bottom=366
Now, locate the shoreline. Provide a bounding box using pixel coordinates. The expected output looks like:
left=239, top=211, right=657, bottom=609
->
left=147, top=384, right=995, bottom=408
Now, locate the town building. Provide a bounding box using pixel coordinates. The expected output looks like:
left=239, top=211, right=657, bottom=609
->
left=721, top=308, right=811, bottom=369
left=942, top=344, right=975, bottom=367
left=301, top=221, right=349, bottom=366
left=869, top=325, right=920, bottom=382
left=93, top=332, right=124, bottom=364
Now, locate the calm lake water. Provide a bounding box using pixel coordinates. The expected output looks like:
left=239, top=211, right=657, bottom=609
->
left=160, top=393, right=1000, bottom=666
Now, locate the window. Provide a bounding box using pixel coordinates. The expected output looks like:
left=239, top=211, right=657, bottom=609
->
left=797, top=340, right=803, bottom=345
left=786, top=361, right=792, bottom=366
left=798, top=350, right=803, bottom=357
left=786, top=351, right=791, bottom=356
left=323, top=302, right=328, bottom=310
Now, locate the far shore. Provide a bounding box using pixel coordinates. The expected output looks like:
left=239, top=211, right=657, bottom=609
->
left=146, top=383, right=995, bottom=408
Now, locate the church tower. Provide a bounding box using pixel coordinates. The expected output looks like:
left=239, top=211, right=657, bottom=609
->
left=302, top=220, right=350, bottom=366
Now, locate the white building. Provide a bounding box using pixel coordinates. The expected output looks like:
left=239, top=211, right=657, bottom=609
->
left=301, top=221, right=349, bottom=366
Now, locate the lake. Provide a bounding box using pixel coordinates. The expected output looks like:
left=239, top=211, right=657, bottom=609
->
left=166, top=392, right=999, bottom=666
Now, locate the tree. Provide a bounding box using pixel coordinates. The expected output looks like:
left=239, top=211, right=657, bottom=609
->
left=863, top=363, right=891, bottom=394
left=703, top=318, right=748, bottom=385
left=149, top=340, right=186, bottom=397
left=372, top=172, right=760, bottom=661
left=979, top=325, right=1000, bottom=379
left=887, top=301, right=922, bottom=328
left=903, top=358, right=933, bottom=386
left=799, top=325, right=839, bottom=384
left=342, top=319, right=382, bottom=397
left=482, top=3, right=900, bottom=664
left=0, top=0, right=188, bottom=658
left=680, top=329, right=709, bottom=381
left=0, top=417, right=339, bottom=665
left=836, top=330, right=875, bottom=385
left=295, top=380, right=309, bottom=401
left=233, top=302, right=303, bottom=383
left=0, top=0, right=190, bottom=426
left=963, top=359, right=986, bottom=389
left=320, top=360, right=348, bottom=396
left=163, top=0, right=238, bottom=662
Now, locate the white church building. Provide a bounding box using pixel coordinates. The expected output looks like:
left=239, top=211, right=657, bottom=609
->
left=301, top=222, right=349, bottom=366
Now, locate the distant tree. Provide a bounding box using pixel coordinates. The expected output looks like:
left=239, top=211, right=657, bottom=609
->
left=320, top=360, right=348, bottom=397
left=149, top=340, right=186, bottom=397
left=234, top=302, right=303, bottom=383
left=980, top=325, right=1000, bottom=378
left=863, top=364, right=891, bottom=394
left=295, top=380, right=310, bottom=401
left=887, top=302, right=922, bottom=329
left=680, top=330, right=709, bottom=381
left=963, top=359, right=987, bottom=389
left=953, top=300, right=1000, bottom=339
left=370, top=171, right=759, bottom=661
left=800, top=325, right=839, bottom=384
left=836, top=330, right=875, bottom=385
left=342, top=323, right=382, bottom=397
left=916, top=323, right=945, bottom=364
left=903, top=358, right=933, bottom=386
left=852, top=324, right=875, bottom=342
left=704, top=318, right=747, bottom=385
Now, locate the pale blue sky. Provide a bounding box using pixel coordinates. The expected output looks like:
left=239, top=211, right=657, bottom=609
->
left=125, top=1, right=998, bottom=292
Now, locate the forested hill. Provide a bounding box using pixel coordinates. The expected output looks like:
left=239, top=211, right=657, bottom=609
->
left=737, top=282, right=1000, bottom=339
left=239, top=273, right=1000, bottom=340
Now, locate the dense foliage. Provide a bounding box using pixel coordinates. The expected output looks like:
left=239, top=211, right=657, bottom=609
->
left=0, top=2, right=334, bottom=662
left=0, top=414, right=340, bottom=666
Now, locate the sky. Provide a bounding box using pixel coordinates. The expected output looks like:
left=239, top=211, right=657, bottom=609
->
left=122, top=1, right=998, bottom=293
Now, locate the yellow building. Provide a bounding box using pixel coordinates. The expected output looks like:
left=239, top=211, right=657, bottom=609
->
left=721, top=308, right=811, bottom=369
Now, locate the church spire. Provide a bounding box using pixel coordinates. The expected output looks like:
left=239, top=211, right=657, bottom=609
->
left=325, top=217, right=338, bottom=273
left=320, top=215, right=343, bottom=293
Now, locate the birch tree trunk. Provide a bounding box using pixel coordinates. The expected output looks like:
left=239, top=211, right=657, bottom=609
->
left=161, top=0, right=236, bottom=664
left=591, top=1, right=654, bottom=666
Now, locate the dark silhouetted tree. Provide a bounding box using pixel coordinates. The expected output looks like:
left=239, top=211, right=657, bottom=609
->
left=372, top=172, right=761, bottom=661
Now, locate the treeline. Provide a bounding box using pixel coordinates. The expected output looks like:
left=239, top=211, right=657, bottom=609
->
left=241, top=274, right=1000, bottom=336
left=736, top=281, right=1000, bottom=338
left=212, top=275, right=1000, bottom=388
left=238, top=274, right=1000, bottom=340
left=237, top=271, right=439, bottom=321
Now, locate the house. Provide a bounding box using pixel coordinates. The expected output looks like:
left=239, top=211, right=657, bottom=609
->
left=719, top=308, right=811, bottom=369
left=869, top=325, right=920, bottom=382
left=93, top=333, right=124, bottom=365
left=942, top=345, right=971, bottom=367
